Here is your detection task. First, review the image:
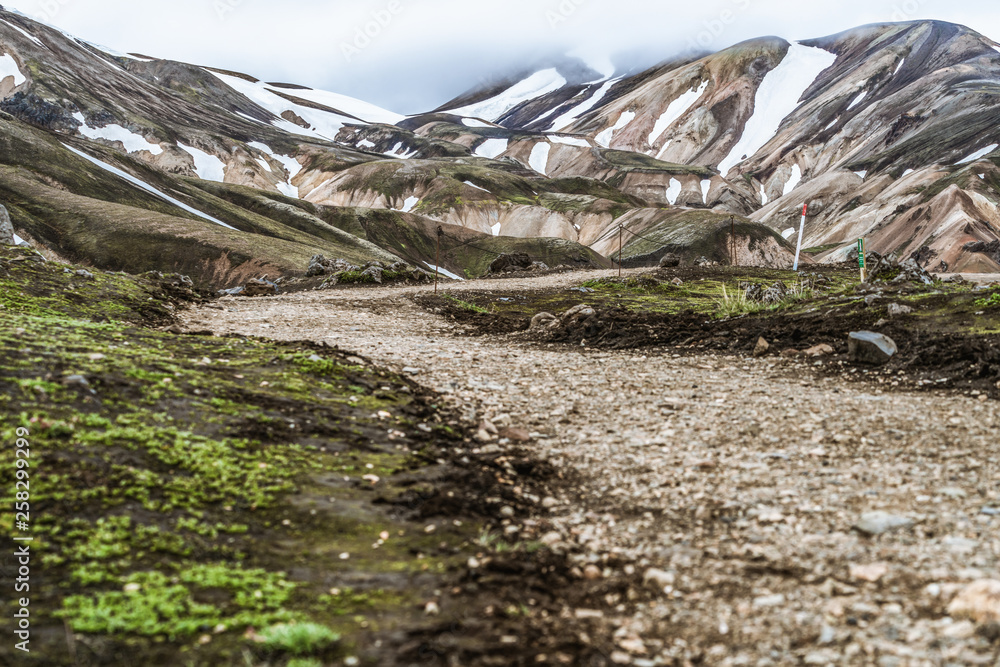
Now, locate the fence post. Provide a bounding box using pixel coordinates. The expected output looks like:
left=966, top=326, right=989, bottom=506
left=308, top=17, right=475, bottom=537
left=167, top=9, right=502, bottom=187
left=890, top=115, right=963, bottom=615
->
left=619, top=225, right=623, bottom=278
left=435, top=226, right=442, bottom=294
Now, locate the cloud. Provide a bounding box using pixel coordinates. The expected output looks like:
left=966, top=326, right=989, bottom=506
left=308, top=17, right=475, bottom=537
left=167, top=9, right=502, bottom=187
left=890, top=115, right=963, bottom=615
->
left=5, top=0, right=1000, bottom=114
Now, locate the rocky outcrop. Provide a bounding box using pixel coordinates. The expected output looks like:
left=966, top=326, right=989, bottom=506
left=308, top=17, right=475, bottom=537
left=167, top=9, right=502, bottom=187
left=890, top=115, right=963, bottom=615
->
left=0, top=204, right=14, bottom=245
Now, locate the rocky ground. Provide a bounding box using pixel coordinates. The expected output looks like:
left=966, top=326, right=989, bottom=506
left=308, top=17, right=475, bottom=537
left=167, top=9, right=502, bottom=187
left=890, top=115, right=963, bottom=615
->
left=181, top=270, right=1000, bottom=666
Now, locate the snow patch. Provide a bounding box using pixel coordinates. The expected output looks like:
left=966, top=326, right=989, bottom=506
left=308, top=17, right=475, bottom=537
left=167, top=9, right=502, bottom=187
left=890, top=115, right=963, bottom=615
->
left=824, top=119, right=838, bottom=131
left=893, top=58, right=906, bottom=76
left=902, top=169, right=915, bottom=177
left=74, top=113, right=163, bottom=155
left=474, top=138, right=508, bottom=160
left=398, top=196, right=419, bottom=213
left=255, top=158, right=272, bottom=173
left=424, top=263, right=464, bottom=281
left=717, top=43, right=837, bottom=175
left=491, top=222, right=502, bottom=236
left=782, top=164, right=802, bottom=196
left=595, top=110, right=636, bottom=148
left=846, top=89, right=868, bottom=111
left=272, top=85, right=403, bottom=125
left=854, top=170, right=867, bottom=180
left=957, top=143, right=999, bottom=164
left=463, top=180, right=489, bottom=192
left=447, top=68, right=567, bottom=122
left=461, top=118, right=492, bottom=128
left=1, top=19, right=44, bottom=47
left=178, top=143, right=226, bottom=182
left=548, top=78, right=618, bottom=132
left=648, top=80, right=709, bottom=146
left=0, top=52, right=26, bottom=86
left=529, top=142, right=551, bottom=175
left=782, top=228, right=797, bottom=240
left=666, top=178, right=682, bottom=205
left=62, top=143, right=235, bottom=229
left=700, top=179, right=712, bottom=203
left=248, top=141, right=302, bottom=198
left=979, top=173, right=986, bottom=180
left=760, top=184, right=769, bottom=206
left=357, top=139, right=376, bottom=149
left=550, top=135, right=591, bottom=148
left=655, top=140, right=673, bottom=160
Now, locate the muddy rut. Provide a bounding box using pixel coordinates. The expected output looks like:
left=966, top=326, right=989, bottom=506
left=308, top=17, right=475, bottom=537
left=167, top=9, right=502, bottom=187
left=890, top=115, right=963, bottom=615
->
left=181, top=271, right=1000, bottom=666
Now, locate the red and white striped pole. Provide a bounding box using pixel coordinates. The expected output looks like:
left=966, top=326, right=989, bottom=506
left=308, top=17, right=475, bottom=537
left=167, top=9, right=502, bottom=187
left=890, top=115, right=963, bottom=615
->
left=793, top=203, right=807, bottom=272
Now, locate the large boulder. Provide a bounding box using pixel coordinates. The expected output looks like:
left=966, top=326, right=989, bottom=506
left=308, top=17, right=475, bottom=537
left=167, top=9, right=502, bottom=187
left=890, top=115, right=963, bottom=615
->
left=489, top=253, right=532, bottom=274
left=658, top=253, right=681, bottom=268
left=848, top=331, right=897, bottom=365
left=242, top=279, right=277, bottom=297
left=0, top=204, right=14, bottom=245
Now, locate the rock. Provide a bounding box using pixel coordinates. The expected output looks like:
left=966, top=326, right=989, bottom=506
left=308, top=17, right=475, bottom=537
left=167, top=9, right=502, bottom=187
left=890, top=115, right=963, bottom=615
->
left=540, top=531, right=562, bottom=546
left=0, top=204, right=13, bottom=245
left=887, top=303, right=913, bottom=317
left=848, top=331, right=897, bottom=365
left=864, top=294, right=882, bottom=307
left=561, top=304, right=596, bottom=323
left=781, top=348, right=803, bottom=358
left=671, top=277, right=683, bottom=286
left=530, top=261, right=550, bottom=272
left=583, top=564, right=602, bottom=580
left=218, top=286, right=244, bottom=296
left=693, top=256, right=713, bottom=267
left=242, top=279, right=277, bottom=297
left=658, top=253, right=681, bottom=268
left=75, top=269, right=94, bottom=279
left=424, top=601, right=441, bottom=616
left=752, top=594, right=786, bottom=608
left=360, top=266, right=384, bottom=284
left=488, top=253, right=532, bottom=274
left=853, top=511, right=914, bottom=536
left=498, top=427, right=531, bottom=442
left=541, top=497, right=559, bottom=509
left=762, top=282, right=788, bottom=304
left=643, top=568, right=676, bottom=590
left=753, top=337, right=770, bottom=357
left=744, top=283, right=764, bottom=302
left=804, top=343, right=835, bottom=357
left=948, top=580, right=1000, bottom=624
left=849, top=562, right=890, bottom=582
left=530, top=312, right=557, bottom=330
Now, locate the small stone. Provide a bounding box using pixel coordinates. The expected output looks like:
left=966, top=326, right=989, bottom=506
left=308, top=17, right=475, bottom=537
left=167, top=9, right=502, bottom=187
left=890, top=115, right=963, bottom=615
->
left=500, top=506, right=515, bottom=518
left=541, top=531, right=562, bottom=546
left=498, top=427, right=531, bottom=442
left=611, top=650, right=633, bottom=664
left=948, top=579, right=1000, bottom=624
left=198, top=634, right=212, bottom=645
left=574, top=609, right=604, bottom=619
left=530, top=312, right=557, bottom=330
left=541, top=497, right=559, bottom=509
left=583, top=565, right=602, bottom=580
left=848, top=331, right=898, bottom=365
left=804, top=343, right=835, bottom=357
left=853, top=511, right=914, bottom=536
left=424, top=601, right=440, bottom=616
left=942, top=620, right=977, bottom=639
left=88, top=353, right=106, bottom=361
left=938, top=487, right=967, bottom=499
left=467, top=557, right=481, bottom=569
left=753, top=337, right=770, bottom=357
left=123, top=583, right=141, bottom=593
left=887, top=303, right=913, bottom=317
left=424, top=524, right=436, bottom=534
left=671, top=277, right=684, bottom=286
left=643, top=568, right=675, bottom=590
left=849, top=562, right=890, bottom=582
left=339, top=552, right=350, bottom=560
left=752, top=594, right=786, bottom=608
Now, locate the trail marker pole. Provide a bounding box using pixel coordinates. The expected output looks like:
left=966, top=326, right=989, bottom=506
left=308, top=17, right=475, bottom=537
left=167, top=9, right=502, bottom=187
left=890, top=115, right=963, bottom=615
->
left=619, top=225, right=623, bottom=278
left=731, top=215, right=736, bottom=267
left=792, top=203, right=808, bottom=272
left=858, top=238, right=867, bottom=282
left=435, top=226, right=442, bottom=294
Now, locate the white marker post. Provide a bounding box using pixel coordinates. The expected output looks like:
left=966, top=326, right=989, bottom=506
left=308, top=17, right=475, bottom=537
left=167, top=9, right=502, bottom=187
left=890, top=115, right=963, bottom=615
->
left=792, top=203, right=808, bottom=272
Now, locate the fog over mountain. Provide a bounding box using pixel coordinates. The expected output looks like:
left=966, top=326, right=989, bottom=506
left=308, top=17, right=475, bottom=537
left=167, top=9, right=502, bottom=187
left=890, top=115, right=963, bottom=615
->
left=5, top=0, right=1000, bottom=112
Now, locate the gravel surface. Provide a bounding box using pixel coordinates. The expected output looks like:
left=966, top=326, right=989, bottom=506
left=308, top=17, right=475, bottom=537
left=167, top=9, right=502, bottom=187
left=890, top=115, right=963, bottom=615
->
left=182, top=272, right=1000, bottom=666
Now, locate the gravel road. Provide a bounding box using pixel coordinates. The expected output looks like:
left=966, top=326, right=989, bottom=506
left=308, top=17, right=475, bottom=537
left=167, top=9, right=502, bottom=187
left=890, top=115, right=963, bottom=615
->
left=182, top=272, right=1000, bottom=666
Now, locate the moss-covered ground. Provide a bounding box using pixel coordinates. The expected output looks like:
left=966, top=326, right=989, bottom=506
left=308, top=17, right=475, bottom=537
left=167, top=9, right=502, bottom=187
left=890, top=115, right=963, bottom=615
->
left=0, top=246, right=499, bottom=665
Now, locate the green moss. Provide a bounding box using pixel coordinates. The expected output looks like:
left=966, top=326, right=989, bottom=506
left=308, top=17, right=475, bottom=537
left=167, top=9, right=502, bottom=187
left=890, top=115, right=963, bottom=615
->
left=260, top=622, right=340, bottom=656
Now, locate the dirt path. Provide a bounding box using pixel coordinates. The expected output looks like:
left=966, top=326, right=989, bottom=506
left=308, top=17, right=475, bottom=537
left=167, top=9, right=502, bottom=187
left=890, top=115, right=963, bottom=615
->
left=181, top=272, right=1000, bottom=665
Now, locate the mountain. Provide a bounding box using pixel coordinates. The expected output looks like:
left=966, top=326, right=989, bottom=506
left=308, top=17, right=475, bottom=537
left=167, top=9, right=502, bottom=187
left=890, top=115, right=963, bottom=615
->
left=2, top=10, right=998, bottom=279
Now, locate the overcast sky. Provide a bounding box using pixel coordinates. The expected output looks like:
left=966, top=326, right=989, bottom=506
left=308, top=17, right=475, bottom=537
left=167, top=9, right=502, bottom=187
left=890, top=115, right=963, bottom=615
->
left=5, top=0, right=1000, bottom=113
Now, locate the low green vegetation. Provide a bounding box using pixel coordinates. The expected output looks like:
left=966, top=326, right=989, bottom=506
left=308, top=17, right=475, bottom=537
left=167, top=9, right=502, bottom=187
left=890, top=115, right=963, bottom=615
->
left=0, top=245, right=477, bottom=665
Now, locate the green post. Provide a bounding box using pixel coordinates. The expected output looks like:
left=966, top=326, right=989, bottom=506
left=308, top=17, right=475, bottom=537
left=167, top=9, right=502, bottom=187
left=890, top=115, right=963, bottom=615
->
left=858, top=238, right=867, bottom=281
